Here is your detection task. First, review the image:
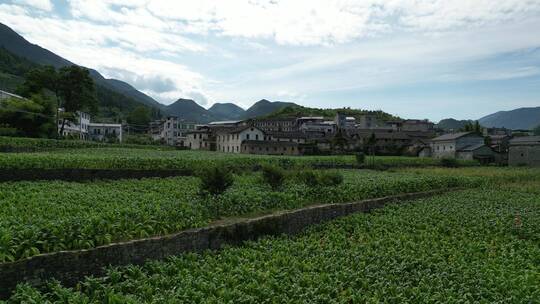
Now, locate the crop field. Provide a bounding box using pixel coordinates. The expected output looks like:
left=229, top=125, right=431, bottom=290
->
left=0, top=136, right=172, bottom=152
left=6, top=181, right=539, bottom=303
left=0, top=147, right=478, bottom=171
left=0, top=170, right=487, bottom=262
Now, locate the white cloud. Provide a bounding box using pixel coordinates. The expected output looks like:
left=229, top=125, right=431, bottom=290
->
left=14, top=0, right=53, bottom=11
left=1, top=0, right=540, bottom=117
left=0, top=5, right=208, bottom=104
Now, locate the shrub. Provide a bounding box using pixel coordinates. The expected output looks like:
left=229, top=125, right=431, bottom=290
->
left=440, top=157, right=459, bottom=168
left=199, top=166, right=234, bottom=196
left=295, top=170, right=320, bottom=187
left=355, top=152, right=366, bottom=165
left=261, top=165, right=286, bottom=190
left=295, top=170, right=344, bottom=187
left=318, top=171, right=344, bottom=186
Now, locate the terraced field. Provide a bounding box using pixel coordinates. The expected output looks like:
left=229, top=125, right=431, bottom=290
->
left=5, top=181, right=538, bottom=303
left=0, top=147, right=480, bottom=172
left=0, top=170, right=484, bottom=262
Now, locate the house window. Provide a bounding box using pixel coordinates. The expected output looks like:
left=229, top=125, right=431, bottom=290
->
left=247, top=134, right=250, bottom=140
left=256, top=134, right=259, bottom=140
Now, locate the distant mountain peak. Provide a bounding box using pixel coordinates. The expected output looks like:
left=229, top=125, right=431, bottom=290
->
left=478, top=106, right=540, bottom=130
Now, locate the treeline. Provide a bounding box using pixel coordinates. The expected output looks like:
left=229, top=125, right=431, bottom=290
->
left=265, top=105, right=400, bottom=121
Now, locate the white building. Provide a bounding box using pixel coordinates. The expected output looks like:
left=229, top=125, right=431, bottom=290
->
left=186, top=127, right=214, bottom=150
left=89, top=123, right=123, bottom=142
left=215, top=126, right=265, bottom=153
left=430, top=132, right=485, bottom=159
left=160, top=116, right=196, bottom=146
left=58, top=110, right=91, bottom=140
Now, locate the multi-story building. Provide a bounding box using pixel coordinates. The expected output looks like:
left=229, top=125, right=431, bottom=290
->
left=149, top=120, right=164, bottom=142
left=266, top=131, right=307, bottom=144
left=160, top=116, right=196, bottom=146
left=186, top=126, right=215, bottom=151
left=89, top=123, right=123, bottom=142
left=357, top=114, right=379, bottom=129
left=215, top=126, right=265, bottom=153
left=58, top=110, right=91, bottom=140
left=253, top=118, right=298, bottom=132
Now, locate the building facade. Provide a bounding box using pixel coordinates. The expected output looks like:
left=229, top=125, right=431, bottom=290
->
left=241, top=140, right=301, bottom=155
left=509, top=136, right=540, bottom=167
left=58, top=111, right=91, bottom=140
left=88, top=123, right=123, bottom=142
left=215, top=126, right=265, bottom=153
left=253, top=118, right=298, bottom=132
left=186, top=127, right=215, bottom=151
left=430, top=132, right=485, bottom=159
left=159, top=116, right=196, bottom=146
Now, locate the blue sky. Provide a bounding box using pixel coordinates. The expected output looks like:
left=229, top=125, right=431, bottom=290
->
left=1, top=0, right=540, bottom=121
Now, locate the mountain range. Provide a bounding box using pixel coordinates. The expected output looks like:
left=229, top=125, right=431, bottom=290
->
left=0, top=23, right=298, bottom=123
left=1, top=23, right=538, bottom=127
left=478, top=107, right=540, bottom=130
left=165, top=98, right=298, bottom=123
left=437, top=107, right=540, bottom=131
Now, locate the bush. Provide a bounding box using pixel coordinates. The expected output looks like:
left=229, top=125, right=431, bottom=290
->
left=295, top=170, right=344, bottom=187
left=319, top=171, right=344, bottom=186
left=295, top=170, right=320, bottom=187
left=440, top=157, right=459, bottom=168
left=261, top=165, right=286, bottom=190
left=199, top=166, right=234, bottom=196
left=355, top=152, right=366, bottom=165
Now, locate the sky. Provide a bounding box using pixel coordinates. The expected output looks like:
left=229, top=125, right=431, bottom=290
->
left=1, top=0, right=540, bottom=122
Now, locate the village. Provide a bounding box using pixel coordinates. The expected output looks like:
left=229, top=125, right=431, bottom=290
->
left=2, top=88, right=538, bottom=167
left=1, top=2, right=540, bottom=300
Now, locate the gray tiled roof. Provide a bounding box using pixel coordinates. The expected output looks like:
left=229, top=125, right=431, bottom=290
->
left=431, top=132, right=474, bottom=141
left=458, top=143, right=486, bottom=152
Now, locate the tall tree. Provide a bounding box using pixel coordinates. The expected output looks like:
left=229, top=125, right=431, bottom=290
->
left=16, top=66, right=59, bottom=98
left=127, top=106, right=151, bottom=127
left=57, top=66, right=97, bottom=135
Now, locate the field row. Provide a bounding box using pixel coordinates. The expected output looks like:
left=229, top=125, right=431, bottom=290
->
left=0, top=169, right=491, bottom=263
left=0, top=148, right=478, bottom=171
left=6, top=183, right=539, bottom=303
left=0, top=136, right=171, bottom=152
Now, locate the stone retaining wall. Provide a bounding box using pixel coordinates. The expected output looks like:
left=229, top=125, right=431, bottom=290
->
left=0, top=189, right=454, bottom=298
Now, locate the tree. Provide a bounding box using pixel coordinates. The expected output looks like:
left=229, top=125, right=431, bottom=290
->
left=57, top=66, right=97, bottom=135
left=473, top=120, right=482, bottom=133
left=0, top=95, right=56, bottom=138
left=16, top=66, right=59, bottom=98
left=127, top=106, right=151, bottom=127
